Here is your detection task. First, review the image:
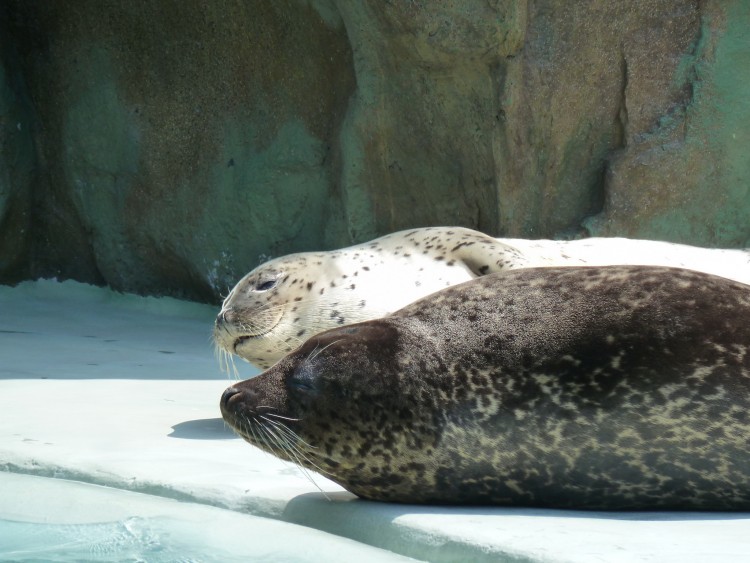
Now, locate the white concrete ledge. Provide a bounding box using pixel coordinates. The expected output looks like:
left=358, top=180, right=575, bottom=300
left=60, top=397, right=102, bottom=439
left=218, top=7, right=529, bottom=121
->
left=1, top=280, right=748, bottom=562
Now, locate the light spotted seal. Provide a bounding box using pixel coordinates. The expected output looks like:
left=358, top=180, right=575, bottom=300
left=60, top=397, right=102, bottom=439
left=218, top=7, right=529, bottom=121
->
left=214, top=227, right=750, bottom=369
left=221, top=265, right=750, bottom=509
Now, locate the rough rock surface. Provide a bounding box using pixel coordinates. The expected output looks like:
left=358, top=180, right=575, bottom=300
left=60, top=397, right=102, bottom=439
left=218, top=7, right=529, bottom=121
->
left=1, top=1, right=748, bottom=301
left=0, top=13, right=34, bottom=284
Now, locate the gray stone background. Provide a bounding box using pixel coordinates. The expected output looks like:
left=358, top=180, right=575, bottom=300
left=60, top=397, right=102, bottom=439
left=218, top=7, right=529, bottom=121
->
left=1, top=1, right=748, bottom=302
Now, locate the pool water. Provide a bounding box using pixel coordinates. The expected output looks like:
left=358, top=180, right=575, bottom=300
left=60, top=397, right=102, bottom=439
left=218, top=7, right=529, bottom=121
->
left=2, top=517, right=215, bottom=563
left=0, top=473, right=417, bottom=563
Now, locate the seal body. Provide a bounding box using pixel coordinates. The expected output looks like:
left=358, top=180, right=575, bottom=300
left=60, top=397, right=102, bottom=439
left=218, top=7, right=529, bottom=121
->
left=214, top=227, right=526, bottom=368
left=221, top=266, right=750, bottom=509
left=214, top=227, right=750, bottom=369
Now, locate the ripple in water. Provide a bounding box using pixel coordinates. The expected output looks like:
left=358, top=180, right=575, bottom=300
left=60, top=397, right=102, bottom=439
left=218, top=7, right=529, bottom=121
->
left=0, top=516, right=299, bottom=563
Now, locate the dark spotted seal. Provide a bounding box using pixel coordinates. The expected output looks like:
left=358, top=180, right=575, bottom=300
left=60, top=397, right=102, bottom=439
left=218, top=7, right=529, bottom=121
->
left=214, top=227, right=750, bottom=369
left=221, top=265, right=750, bottom=509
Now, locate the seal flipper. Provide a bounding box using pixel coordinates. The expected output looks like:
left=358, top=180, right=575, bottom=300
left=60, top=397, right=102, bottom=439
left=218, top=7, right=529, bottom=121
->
left=451, top=238, right=531, bottom=278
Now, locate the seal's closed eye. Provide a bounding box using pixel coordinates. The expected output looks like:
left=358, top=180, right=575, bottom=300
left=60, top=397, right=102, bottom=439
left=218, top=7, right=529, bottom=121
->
left=288, top=363, right=319, bottom=396
left=255, top=278, right=278, bottom=292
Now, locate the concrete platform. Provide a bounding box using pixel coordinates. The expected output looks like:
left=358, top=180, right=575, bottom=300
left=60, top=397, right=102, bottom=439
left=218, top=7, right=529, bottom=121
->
left=1, top=280, right=748, bottom=562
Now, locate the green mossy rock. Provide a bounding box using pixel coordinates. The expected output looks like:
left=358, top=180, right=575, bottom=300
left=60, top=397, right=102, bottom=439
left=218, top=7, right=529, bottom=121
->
left=1, top=1, right=748, bottom=301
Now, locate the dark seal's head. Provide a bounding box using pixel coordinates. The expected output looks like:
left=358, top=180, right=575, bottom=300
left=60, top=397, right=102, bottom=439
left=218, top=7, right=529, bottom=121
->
left=220, top=319, right=446, bottom=498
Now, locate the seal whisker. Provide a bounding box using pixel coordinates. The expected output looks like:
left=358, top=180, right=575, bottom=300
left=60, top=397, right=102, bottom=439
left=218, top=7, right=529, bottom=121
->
left=259, top=419, right=331, bottom=499
left=213, top=343, right=227, bottom=375
left=214, top=345, right=240, bottom=380
left=239, top=413, right=261, bottom=448
left=255, top=405, right=302, bottom=423
left=221, top=322, right=233, bottom=337
left=246, top=414, right=279, bottom=460
left=262, top=411, right=302, bottom=423
left=225, top=349, right=240, bottom=380
left=307, top=339, right=343, bottom=363
left=247, top=420, right=265, bottom=452
left=243, top=412, right=316, bottom=469
left=258, top=414, right=323, bottom=458
left=261, top=416, right=321, bottom=454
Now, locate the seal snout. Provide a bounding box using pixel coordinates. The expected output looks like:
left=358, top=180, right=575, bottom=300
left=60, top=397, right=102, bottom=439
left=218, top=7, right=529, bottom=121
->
left=220, top=386, right=242, bottom=411
left=220, top=385, right=256, bottom=439
left=215, top=308, right=235, bottom=328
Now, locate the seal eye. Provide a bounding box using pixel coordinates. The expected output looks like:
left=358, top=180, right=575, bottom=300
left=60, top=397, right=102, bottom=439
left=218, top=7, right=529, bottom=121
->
left=290, top=379, right=315, bottom=392
left=255, top=279, right=278, bottom=292
left=288, top=365, right=319, bottom=396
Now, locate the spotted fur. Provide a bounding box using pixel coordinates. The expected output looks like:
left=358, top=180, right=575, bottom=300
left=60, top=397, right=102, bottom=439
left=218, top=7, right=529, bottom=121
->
left=214, top=227, right=750, bottom=369
left=221, top=266, right=750, bottom=509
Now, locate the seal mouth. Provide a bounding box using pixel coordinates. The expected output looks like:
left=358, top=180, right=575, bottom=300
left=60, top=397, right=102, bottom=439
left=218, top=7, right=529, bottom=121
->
left=232, top=305, right=285, bottom=353
left=233, top=335, right=253, bottom=352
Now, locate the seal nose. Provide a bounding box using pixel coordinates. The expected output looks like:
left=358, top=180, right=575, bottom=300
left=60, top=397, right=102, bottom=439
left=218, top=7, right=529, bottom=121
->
left=220, top=386, right=241, bottom=410
left=215, top=308, right=235, bottom=328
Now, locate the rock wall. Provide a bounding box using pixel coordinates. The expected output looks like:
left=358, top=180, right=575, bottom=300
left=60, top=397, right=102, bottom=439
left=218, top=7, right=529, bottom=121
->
left=0, top=11, right=34, bottom=284
left=1, top=1, right=748, bottom=301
